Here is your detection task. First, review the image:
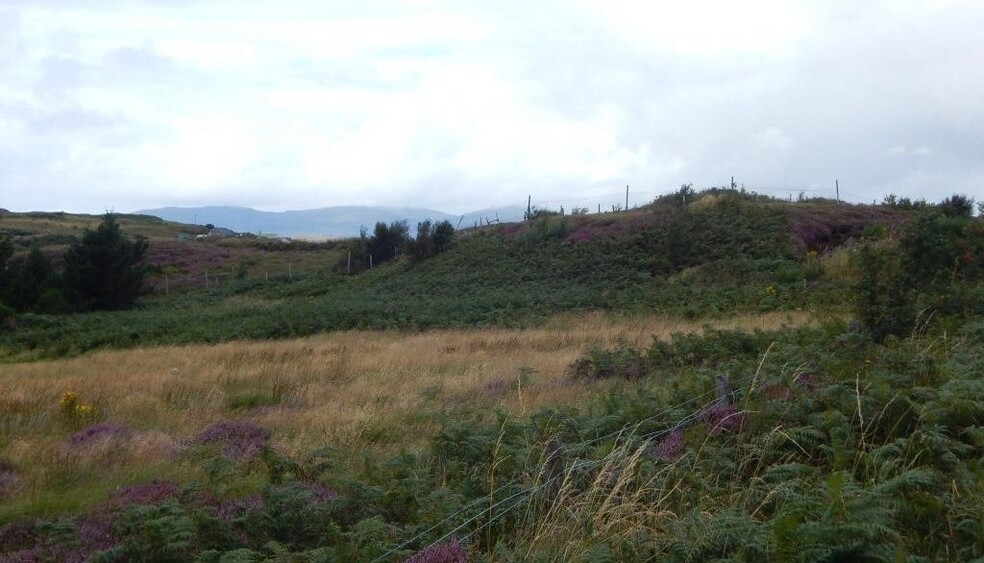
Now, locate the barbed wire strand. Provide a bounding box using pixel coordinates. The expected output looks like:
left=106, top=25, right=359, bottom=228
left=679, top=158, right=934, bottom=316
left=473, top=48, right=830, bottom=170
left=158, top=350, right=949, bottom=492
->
left=379, top=384, right=743, bottom=561
left=379, top=327, right=858, bottom=561
left=370, top=382, right=726, bottom=562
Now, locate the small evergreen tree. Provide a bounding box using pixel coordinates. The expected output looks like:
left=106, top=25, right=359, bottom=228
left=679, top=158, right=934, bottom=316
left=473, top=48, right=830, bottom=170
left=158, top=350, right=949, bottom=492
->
left=407, top=219, right=455, bottom=263
left=939, top=194, right=974, bottom=218
left=407, top=220, right=434, bottom=263
left=432, top=220, right=454, bottom=253
left=63, top=214, right=149, bottom=311
left=366, top=220, right=408, bottom=264
left=0, top=234, right=13, bottom=305
left=7, top=245, right=57, bottom=312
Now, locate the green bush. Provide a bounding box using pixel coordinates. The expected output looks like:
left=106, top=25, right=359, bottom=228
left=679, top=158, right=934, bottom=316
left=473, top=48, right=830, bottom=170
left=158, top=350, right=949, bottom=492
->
left=569, top=343, right=647, bottom=380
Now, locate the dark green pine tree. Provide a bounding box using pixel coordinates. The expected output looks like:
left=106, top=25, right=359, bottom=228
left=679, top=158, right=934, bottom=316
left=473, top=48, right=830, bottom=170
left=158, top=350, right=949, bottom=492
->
left=0, top=234, right=14, bottom=305
left=7, top=244, right=56, bottom=312
left=63, top=214, right=149, bottom=311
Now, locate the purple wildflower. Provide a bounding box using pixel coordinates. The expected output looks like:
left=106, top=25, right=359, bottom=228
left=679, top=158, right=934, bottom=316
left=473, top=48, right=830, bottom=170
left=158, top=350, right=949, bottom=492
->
left=1, top=546, right=43, bottom=562
left=300, top=480, right=339, bottom=503
left=109, top=479, right=178, bottom=507
left=76, top=512, right=116, bottom=554
left=216, top=493, right=265, bottom=522
left=0, top=521, right=38, bottom=554
left=69, top=422, right=131, bottom=447
left=192, top=420, right=270, bottom=461
left=566, top=228, right=595, bottom=244
left=702, top=403, right=748, bottom=435
left=482, top=377, right=510, bottom=396
left=793, top=371, right=818, bottom=392
left=0, top=460, right=20, bottom=498
left=650, top=429, right=685, bottom=461
left=405, top=538, right=468, bottom=563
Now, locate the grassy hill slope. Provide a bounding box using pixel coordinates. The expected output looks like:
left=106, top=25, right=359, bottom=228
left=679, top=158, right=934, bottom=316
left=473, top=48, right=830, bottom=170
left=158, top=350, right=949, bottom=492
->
left=2, top=191, right=983, bottom=561
left=0, top=193, right=905, bottom=360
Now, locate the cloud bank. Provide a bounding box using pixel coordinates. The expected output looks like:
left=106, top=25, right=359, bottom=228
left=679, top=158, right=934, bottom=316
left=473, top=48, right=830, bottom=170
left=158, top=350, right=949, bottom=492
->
left=1, top=0, right=982, bottom=213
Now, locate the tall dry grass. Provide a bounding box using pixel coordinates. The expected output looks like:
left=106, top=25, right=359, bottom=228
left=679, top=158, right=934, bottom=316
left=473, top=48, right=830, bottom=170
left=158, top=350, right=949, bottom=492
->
left=0, top=310, right=815, bottom=518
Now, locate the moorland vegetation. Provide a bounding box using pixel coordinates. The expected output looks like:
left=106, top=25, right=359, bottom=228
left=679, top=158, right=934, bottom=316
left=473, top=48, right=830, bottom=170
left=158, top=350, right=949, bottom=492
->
left=0, top=189, right=982, bottom=561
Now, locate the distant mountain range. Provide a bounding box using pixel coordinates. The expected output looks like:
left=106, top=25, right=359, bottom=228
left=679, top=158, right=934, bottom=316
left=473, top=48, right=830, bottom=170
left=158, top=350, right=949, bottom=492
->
left=134, top=205, right=527, bottom=238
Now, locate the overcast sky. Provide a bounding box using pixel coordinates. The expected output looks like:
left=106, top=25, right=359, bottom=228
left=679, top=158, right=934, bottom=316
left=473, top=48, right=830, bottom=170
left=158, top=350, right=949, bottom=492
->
left=1, top=0, right=982, bottom=214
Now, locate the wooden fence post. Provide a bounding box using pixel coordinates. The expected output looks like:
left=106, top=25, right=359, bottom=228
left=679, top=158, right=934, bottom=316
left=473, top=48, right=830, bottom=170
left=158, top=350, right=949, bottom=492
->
left=716, top=373, right=733, bottom=406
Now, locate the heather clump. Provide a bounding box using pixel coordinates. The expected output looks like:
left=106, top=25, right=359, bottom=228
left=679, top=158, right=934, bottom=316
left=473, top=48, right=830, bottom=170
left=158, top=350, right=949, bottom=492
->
left=69, top=422, right=130, bottom=447
left=75, top=511, right=117, bottom=556
left=192, top=420, right=270, bottom=461
left=0, top=460, right=20, bottom=498
left=215, top=493, right=264, bottom=522
left=108, top=479, right=179, bottom=507
left=0, top=521, right=37, bottom=555
left=702, top=403, right=747, bottom=435
left=296, top=480, right=339, bottom=503
left=648, top=429, right=685, bottom=461
left=405, top=538, right=467, bottom=563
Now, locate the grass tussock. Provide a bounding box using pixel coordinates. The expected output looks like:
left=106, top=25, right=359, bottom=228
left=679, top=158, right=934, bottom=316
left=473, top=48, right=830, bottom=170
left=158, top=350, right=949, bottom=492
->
left=0, top=310, right=814, bottom=522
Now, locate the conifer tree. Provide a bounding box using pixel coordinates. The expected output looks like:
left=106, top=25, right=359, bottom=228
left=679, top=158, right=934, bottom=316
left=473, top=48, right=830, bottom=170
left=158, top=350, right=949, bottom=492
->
left=63, top=214, right=149, bottom=311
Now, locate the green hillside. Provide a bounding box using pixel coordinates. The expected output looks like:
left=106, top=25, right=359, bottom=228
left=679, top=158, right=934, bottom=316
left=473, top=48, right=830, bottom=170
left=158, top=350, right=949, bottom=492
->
left=1, top=192, right=904, bottom=359
left=1, top=190, right=984, bottom=561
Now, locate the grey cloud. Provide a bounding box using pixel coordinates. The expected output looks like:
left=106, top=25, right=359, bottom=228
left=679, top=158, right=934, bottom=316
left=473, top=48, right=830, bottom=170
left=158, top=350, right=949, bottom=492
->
left=103, top=44, right=177, bottom=76
left=24, top=104, right=126, bottom=135
left=34, top=56, right=87, bottom=95
left=2, top=1, right=983, bottom=214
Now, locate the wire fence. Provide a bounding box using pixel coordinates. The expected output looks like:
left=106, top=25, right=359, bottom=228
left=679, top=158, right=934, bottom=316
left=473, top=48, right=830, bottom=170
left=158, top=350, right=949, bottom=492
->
left=518, top=181, right=880, bottom=220
left=383, top=331, right=854, bottom=561
left=148, top=181, right=892, bottom=291
left=371, top=378, right=740, bottom=562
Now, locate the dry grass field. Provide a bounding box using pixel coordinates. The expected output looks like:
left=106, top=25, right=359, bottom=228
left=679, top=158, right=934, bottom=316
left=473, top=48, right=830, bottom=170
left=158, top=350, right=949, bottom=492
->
left=0, top=310, right=815, bottom=521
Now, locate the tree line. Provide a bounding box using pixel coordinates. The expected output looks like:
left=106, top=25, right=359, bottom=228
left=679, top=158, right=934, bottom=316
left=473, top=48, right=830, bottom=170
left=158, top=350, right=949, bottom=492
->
left=344, top=219, right=454, bottom=273
left=0, top=214, right=148, bottom=316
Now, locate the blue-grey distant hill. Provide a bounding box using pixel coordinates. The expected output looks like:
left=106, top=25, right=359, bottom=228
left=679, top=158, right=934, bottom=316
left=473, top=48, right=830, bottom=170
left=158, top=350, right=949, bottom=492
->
left=134, top=205, right=526, bottom=238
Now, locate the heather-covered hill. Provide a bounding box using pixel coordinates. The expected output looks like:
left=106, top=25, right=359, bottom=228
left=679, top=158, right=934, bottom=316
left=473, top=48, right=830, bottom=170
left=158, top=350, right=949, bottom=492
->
left=0, top=191, right=910, bottom=359
left=1, top=190, right=982, bottom=561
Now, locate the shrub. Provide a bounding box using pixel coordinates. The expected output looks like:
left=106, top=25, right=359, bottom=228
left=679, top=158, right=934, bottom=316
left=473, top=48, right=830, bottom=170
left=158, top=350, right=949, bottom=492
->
left=59, top=391, right=99, bottom=430
left=192, top=420, right=270, bottom=462
left=855, top=243, right=913, bottom=342
left=69, top=422, right=131, bottom=447
left=109, top=480, right=180, bottom=507
left=569, top=343, right=646, bottom=380
left=0, top=460, right=20, bottom=499
left=406, top=538, right=468, bottom=563
left=407, top=220, right=455, bottom=263
left=648, top=429, right=685, bottom=461
left=939, top=194, right=974, bottom=218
